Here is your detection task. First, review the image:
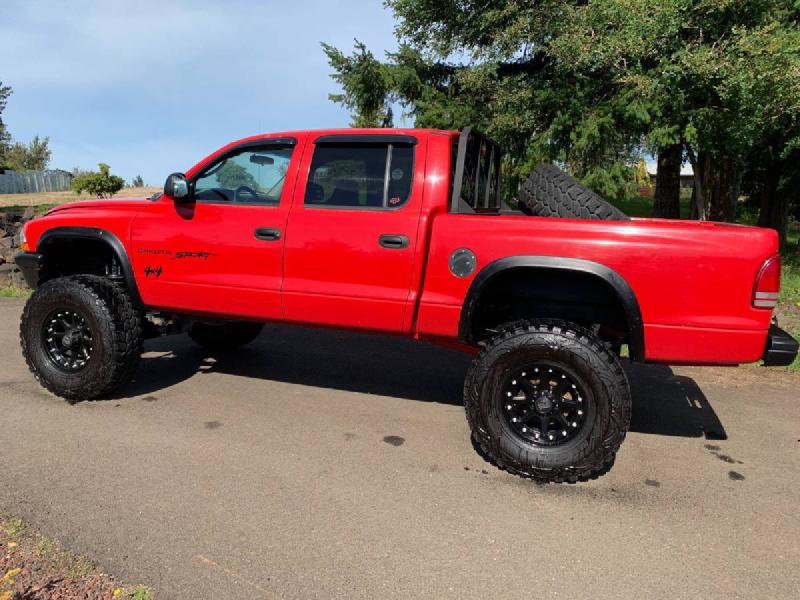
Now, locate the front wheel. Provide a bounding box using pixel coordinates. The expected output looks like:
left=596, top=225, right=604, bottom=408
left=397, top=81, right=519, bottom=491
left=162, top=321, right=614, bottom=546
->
left=464, top=320, right=631, bottom=483
left=20, top=275, right=143, bottom=402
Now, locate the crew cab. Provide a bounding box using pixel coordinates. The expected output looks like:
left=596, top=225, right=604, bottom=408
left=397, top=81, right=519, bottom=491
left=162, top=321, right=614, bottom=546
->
left=15, top=127, right=798, bottom=483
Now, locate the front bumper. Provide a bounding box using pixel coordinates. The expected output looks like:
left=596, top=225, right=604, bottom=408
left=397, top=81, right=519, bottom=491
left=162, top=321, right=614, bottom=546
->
left=762, top=324, right=799, bottom=367
left=14, top=252, right=43, bottom=290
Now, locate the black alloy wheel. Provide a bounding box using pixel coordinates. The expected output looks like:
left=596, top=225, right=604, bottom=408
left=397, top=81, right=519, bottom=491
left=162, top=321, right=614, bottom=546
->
left=499, top=364, right=591, bottom=446
left=42, top=308, right=94, bottom=372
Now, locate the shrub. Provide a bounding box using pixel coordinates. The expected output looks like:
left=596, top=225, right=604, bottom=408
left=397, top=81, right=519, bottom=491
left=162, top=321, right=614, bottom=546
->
left=71, top=163, right=125, bottom=198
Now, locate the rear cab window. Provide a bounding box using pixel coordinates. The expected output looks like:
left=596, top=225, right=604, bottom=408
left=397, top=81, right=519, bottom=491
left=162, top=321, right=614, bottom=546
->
left=450, top=128, right=502, bottom=214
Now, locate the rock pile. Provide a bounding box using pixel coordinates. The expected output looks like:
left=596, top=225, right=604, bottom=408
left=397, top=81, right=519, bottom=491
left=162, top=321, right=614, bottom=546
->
left=0, top=206, right=33, bottom=287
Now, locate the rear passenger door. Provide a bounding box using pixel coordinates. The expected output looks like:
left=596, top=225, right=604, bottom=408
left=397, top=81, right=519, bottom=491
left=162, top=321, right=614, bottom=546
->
left=282, top=133, right=425, bottom=332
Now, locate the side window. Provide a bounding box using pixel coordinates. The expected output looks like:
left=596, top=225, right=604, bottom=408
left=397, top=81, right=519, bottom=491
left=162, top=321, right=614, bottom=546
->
left=305, top=143, right=414, bottom=209
left=193, top=145, right=294, bottom=204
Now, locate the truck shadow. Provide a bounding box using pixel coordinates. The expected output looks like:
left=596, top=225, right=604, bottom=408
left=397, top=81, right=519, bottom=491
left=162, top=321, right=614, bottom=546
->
left=121, top=325, right=726, bottom=440
left=626, top=362, right=727, bottom=440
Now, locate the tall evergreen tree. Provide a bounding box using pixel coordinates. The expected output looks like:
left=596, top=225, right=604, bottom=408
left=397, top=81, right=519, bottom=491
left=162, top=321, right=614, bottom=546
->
left=323, top=1, right=800, bottom=239
left=0, top=81, right=13, bottom=166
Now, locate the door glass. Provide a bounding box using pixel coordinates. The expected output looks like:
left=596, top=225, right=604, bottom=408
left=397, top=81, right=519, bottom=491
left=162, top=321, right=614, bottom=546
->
left=194, top=145, right=294, bottom=204
left=305, top=144, right=414, bottom=209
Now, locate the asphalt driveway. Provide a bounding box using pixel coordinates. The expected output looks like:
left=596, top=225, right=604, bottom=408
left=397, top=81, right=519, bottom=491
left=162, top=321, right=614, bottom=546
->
left=0, top=297, right=798, bottom=599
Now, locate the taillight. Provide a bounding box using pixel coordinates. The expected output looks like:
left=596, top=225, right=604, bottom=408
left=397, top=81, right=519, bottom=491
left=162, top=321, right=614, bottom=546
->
left=752, top=255, right=780, bottom=309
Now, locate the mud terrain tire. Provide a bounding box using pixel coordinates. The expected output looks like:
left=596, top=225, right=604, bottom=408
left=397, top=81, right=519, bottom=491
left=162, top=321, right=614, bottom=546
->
left=20, top=275, right=143, bottom=402
left=464, top=320, right=631, bottom=483
left=518, top=163, right=629, bottom=221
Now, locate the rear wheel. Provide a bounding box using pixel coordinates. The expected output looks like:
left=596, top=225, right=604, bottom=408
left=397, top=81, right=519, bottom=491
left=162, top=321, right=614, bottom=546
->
left=20, top=275, right=143, bottom=402
left=464, top=320, right=631, bottom=483
left=188, top=321, right=263, bottom=351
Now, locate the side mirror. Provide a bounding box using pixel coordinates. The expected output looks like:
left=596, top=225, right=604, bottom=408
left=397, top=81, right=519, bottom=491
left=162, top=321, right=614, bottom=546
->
left=164, top=172, right=190, bottom=201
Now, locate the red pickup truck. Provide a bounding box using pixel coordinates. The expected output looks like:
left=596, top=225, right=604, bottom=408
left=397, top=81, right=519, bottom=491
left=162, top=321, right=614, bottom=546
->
left=15, top=127, right=797, bottom=483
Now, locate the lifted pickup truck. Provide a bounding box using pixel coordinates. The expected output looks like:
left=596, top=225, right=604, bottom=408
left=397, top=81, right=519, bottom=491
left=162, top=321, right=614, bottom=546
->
left=15, top=127, right=798, bottom=483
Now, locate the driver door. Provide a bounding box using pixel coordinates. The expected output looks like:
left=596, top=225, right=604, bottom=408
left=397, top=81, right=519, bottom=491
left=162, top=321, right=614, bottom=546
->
left=130, top=136, right=306, bottom=320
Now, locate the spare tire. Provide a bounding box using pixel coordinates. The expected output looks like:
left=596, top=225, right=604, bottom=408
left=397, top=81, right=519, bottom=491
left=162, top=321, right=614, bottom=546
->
left=517, top=164, right=629, bottom=221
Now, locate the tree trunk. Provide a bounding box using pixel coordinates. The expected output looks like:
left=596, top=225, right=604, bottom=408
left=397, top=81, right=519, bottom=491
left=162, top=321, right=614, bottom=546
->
left=757, top=165, right=787, bottom=245
left=728, top=168, right=743, bottom=222
left=707, top=157, right=739, bottom=222
left=653, top=144, right=681, bottom=219
left=693, top=154, right=740, bottom=222
left=689, top=153, right=707, bottom=220
left=706, top=155, right=722, bottom=221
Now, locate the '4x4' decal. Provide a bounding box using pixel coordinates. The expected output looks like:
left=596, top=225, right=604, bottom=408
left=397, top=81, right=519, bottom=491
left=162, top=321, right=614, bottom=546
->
left=143, top=266, right=162, bottom=278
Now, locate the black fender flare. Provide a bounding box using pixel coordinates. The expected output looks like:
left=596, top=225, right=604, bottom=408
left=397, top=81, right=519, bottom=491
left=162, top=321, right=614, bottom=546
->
left=458, top=256, right=645, bottom=361
left=36, top=226, right=143, bottom=308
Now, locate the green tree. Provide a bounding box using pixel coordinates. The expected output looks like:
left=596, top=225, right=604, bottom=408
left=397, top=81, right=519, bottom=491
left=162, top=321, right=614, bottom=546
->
left=549, top=0, right=800, bottom=235
left=4, top=135, right=51, bottom=171
left=71, top=163, right=125, bottom=198
left=131, top=174, right=144, bottom=187
left=323, top=1, right=800, bottom=239
left=216, top=161, right=258, bottom=189
left=323, top=3, right=650, bottom=202
left=1, top=82, right=53, bottom=173
left=323, top=40, right=395, bottom=128
left=0, top=81, right=12, bottom=165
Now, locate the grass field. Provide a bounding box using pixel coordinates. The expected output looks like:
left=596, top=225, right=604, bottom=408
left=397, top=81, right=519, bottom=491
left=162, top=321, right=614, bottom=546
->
left=610, top=188, right=694, bottom=219
left=0, top=186, right=160, bottom=210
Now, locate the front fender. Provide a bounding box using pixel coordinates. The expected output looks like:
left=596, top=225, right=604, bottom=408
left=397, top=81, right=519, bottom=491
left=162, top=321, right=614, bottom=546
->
left=34, top=226, right=143, bottom=308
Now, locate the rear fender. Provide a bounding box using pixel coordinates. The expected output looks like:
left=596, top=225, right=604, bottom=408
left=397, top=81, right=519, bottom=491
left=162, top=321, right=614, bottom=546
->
left=459, top=256, right=645, bottom=360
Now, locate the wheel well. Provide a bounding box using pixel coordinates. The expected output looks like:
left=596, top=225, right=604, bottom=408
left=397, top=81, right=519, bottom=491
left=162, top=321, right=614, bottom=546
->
left=38, top=237, right=123, bottom=283
left=34, top=228, right=143, bottom=307
left=465, top=267, right=640, bottom=356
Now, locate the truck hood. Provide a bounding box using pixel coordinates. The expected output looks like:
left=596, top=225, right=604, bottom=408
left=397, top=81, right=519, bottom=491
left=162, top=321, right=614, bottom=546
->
left=44, top=197, right=156, bottom=216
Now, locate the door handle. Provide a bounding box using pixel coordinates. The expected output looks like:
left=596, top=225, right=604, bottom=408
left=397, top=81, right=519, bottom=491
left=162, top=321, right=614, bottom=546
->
left=254, top=227, right=282, bottom=241
left=378, top=234, right=409, bottom=249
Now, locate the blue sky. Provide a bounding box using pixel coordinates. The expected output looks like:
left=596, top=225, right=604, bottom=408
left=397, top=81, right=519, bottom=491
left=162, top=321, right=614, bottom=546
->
left=0, top=0, right=403, bottom=185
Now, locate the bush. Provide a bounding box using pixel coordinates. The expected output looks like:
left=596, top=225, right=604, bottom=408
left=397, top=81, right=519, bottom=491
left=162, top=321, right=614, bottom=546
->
left=71, top=163, right=125, bottom=198
left=580, top=163, right=639, bottom=203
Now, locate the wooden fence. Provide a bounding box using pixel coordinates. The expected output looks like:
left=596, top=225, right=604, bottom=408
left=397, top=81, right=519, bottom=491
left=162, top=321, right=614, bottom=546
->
left=0, top=170, right=73, bottom=194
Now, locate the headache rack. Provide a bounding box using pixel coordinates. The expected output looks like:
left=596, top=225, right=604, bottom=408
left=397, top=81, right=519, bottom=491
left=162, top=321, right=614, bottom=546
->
left=449, top=126, right=503, bottom=214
